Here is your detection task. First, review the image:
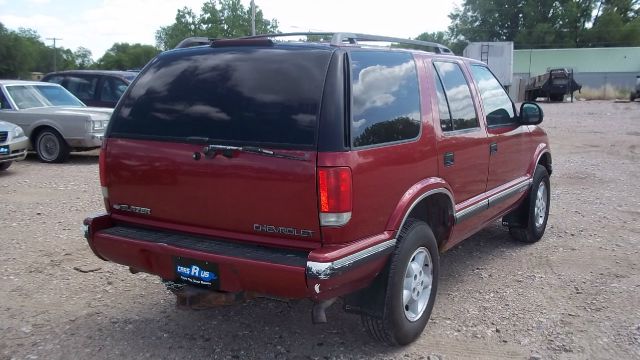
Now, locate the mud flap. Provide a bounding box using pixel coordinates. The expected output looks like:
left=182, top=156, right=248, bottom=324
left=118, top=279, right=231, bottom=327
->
left=343, top=266, right=389, bottom=319
left=502, top=193, right=530, bottom=228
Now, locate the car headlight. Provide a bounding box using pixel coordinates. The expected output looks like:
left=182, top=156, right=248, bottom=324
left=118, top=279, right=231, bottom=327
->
left=13, top=126, right=25, bottom=138
left=92, top=120, right=109, bottom=131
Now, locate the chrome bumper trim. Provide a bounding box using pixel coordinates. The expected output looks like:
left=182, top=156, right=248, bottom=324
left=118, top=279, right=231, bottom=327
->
left=306, top=239, right=397, bottom=280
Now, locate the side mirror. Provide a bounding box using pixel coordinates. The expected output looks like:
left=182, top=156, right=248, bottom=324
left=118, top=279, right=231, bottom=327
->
left=520, top=102, right=544, bottom=125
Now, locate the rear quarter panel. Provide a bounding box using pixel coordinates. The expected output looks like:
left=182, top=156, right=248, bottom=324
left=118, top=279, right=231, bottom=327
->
left=318, top=53, right=439, bottom=244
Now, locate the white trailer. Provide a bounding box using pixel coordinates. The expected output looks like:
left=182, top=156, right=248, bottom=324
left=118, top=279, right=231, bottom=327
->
left=463, top=42, right=514, bottom=90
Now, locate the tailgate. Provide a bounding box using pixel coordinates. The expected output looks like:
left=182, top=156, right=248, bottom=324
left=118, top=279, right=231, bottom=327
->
left=105, top=138, right=321, bottom=242
left=102, top=45, right=333, bottom=245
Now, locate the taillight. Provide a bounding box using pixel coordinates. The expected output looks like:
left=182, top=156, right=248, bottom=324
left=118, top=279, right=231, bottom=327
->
left=99, top=147, right=107, bottom=187
left=98, top=146, right=109, bottom=208
left=318, top=167, right=352, bottom=226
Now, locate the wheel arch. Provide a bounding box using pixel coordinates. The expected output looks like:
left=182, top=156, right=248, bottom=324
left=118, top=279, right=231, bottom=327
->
left=529, top=143, right=552, bottom=177
left=537, top=151, right=552, bottom=175
left=386, top=178, right=455, bottom=251
left=30, top=124, right=66, bottom=145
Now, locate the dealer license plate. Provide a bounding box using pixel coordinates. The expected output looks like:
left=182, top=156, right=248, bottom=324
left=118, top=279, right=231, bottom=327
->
left=174, top=257, right=219, bottom=289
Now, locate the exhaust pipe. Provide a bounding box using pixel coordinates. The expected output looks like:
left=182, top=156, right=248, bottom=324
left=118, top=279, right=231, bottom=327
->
left=312, top=298, right=337, bottom=324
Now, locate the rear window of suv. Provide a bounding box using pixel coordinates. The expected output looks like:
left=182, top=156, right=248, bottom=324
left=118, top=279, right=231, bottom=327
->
left=108, top=47, right=332, bottom=148
left=350, top=51, right=421, bottom=147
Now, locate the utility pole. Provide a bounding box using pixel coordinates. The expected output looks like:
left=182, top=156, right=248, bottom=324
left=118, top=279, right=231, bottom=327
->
left=251, top=0, right=256, bottom=36
left=46, top=37, right=62, bottom=72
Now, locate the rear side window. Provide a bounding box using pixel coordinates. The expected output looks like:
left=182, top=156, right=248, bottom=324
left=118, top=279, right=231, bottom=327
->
left=350, top=51, right=421, bottom=147
left=433, top=61, right=479, bottom=131
left=109, top=48, right=332, bottom=148
left=100, top=77, right=128, bottom=102
left=66, top=76, right=97, bottom=102
left=45, top=75, right=64, bottom=84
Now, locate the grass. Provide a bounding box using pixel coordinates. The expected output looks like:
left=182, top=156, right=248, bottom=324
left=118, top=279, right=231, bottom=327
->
left=576, top=84, right=632, bottom=101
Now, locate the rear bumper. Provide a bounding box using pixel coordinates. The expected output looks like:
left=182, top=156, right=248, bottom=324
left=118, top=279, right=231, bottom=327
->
left=83, top=214, right=394, bottom=301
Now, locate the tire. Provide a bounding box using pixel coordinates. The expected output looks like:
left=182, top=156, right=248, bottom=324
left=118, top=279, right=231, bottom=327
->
left=549, top=94, right=563, bottom=102
left=0, top=162, right=11, bottom=171
left=525, top=91, right=534, bottom=102
left=509, top=165, right=550, bottom=243
left=362, top=218, right=439, bottom=346
left=35, top=129, right=70, bottom=163
left=631, top=92, right=636, bottom=102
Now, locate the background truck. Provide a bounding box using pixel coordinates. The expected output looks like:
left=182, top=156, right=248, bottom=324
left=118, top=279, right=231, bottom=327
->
left=630, top=75, right=640, bottom=101
left=525, top=68, right=582, bottom=102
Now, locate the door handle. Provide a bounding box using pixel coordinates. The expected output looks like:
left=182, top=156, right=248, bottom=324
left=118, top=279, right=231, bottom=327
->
left=490, top=142, right=498, bottom=155
left=443, top=152, right=454, bottom=167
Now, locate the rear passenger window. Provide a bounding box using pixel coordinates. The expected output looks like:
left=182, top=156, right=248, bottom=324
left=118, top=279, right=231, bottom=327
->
left=66, top=76, right=97, bottom=102
left=46, top=76, right=64, bottom=84
left=350, top=51, right=421, bottom=147
left=470, top=65, right=515, bottom=126
left=100, top=77, right=128, bottom=102
left=433, top=61, right=479, bottom=131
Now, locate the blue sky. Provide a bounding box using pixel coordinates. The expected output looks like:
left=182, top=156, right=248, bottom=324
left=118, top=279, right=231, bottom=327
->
left=0, top=0, right=459, bottom=60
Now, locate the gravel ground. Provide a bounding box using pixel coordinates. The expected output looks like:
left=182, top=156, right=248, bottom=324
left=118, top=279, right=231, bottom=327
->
left=1, top=100, right=639, bottom=360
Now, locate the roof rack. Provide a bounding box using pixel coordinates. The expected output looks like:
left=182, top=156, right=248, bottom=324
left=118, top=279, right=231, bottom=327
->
left=174, top=32, right=454, bottom=55
left=240, top=32, right=454, bottom=54
left=174, top=37, right=214, bottom=49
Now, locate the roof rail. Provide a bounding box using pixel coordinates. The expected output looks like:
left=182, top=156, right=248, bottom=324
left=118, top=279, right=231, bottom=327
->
left=174, top=37, right=214, bottom=49
left=240, top=32, right=454, bottom=54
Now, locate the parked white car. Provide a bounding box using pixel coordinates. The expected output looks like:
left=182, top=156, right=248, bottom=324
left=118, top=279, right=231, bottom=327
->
left=0, top=80, right=112, bottom=163
left=0, top=119, right=29, bottom=171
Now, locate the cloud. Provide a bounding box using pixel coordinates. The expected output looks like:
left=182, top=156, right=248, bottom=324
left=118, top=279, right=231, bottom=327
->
left=0, top=14, right=64, bottom=30
left=352, top=61, right=415, bottom=115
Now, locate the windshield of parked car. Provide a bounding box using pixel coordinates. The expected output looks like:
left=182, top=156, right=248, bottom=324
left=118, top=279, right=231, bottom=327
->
left=6, top=85, right=84, bottom=109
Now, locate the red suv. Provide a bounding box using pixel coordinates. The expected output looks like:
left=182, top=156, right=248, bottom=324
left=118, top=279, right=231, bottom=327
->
left=84, top=33, right=551, bottom=345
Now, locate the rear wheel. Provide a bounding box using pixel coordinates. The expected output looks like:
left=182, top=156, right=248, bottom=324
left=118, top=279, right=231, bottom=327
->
left=509, top=165, right=550, bottom=243
left=631, top=92, right=636, bottom=102
left=362, top=219, right=439, bottom=345
left=0, top=162, right=11, bottom=171
left=35, top=129, right=69, bottom=163
left=549, top=94, right=564, bottom=102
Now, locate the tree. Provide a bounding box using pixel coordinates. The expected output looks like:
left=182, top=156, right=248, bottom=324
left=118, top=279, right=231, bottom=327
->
left=155, top=7, right=201, bottom=50
left=0, top=23, right=50, bottom=77
left=155, top=0, right=279, bottom=50
left=414, top=31, right=468, bottom=54
left=74, top=47, right=94, bottom=69
left=447, top=0, right=638, bottom=49
left=95, top=43, right=159, bottom=70
left=586, top=0, right=640, bottom=46
left=0, top=22, right=88, bottom=77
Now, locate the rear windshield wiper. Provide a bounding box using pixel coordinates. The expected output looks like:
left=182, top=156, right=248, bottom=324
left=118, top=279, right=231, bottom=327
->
left=199, top=143, right=306, bottom=161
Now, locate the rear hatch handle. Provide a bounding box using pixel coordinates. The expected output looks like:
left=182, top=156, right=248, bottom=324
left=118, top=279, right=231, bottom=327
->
left=188, top=138, right=306, bottom=161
